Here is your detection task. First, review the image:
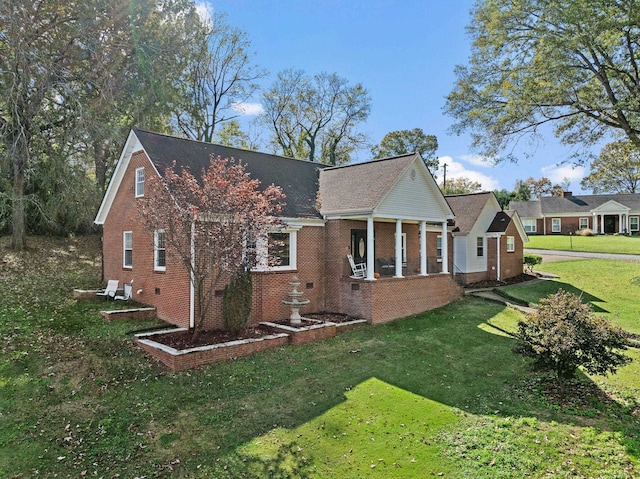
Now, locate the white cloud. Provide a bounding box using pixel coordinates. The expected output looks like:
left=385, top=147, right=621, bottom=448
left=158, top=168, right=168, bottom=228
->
left=437, top=155, right=500, bottom=191
left=231, top=101, right=264, bottom=116
left=458, top=153, right=495, bottom=167
left=195, top=1, right=213, bottom=26
left=541, top=163, right=586, bottom=184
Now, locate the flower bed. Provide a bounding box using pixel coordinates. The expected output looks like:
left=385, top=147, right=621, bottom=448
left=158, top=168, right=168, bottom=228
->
left=260, top=318, right=337, bottom=345
left=135, top=328, right=289, bottom=371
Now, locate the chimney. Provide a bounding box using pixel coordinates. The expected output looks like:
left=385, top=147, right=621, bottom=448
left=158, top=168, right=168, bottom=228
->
left=563, top=191, right=572, bottom=198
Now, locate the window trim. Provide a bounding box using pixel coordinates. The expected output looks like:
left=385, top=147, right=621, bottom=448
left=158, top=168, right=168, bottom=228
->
left=154, top=229, right=166, bottom=271
left=476, top=236, right=484, bottom=257
left=135, top=167, right=145, bottom=198
left=551, top=218, right=561, bottom=233
left=436, top=235, right=443, bottom=261
left=579, top=217, right=589, bottom=230
left=630, top=216, right=639, bottom=232
left=123, top=231, right=133, bottom=268
left=506, top=235, right=515, bottom=252
left=254, top=229, right=297, bottom=271
left=522, top=218, right=536, bottom=233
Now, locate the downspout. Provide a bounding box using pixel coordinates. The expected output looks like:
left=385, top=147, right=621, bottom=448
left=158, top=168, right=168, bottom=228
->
left=189, top=220, right=195, bottom=329
left=496, top=235, right=501, bottom=282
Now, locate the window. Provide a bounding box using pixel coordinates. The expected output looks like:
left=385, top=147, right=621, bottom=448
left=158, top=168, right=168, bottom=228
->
left=135, top=167, right=145, bottom=197
left=269, top=232, right=290, bottom=267
left=522, top=218, right=536, bottom=233
left=552, top=218, right=561, bottom=233
left=476, top=236, right=484, bottom=257
left=154, top=230, right=166, bottom=271
left=631, top=216, right=639, bottom=232
left=436, top=235, right=443, bottom=260
left=506, top=236, right=515, bottom=252
left=123, top=231, right=133, bottom=268
left=579, top=217, right=589, bottom=230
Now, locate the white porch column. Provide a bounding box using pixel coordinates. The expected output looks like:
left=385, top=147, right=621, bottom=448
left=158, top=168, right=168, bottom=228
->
left=441, top=221, right=449, bottom=274
left=394, top=219, right=404, bottom=278
left=366, top=216, right=376, bottom=281
left=600, top=214, right=605, bottom=234
left=419, top=221, right=428, bottom=276
left=619, top=213, right=623, bottom=233
left=593, top=213, right=598, bottom=234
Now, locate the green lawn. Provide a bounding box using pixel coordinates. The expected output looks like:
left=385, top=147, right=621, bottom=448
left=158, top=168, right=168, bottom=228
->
left=1, top=237, right=639, bottom=477
left=526, top=233, right=640, bottom=254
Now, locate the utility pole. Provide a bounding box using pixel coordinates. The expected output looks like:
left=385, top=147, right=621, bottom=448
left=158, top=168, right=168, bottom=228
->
left=442, top=163, right=447, bottom=192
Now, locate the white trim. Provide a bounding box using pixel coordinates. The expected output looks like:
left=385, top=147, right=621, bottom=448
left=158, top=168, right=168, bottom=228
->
left=154, top=229, right=166, bottom=271
left=579, top=217, right=589, bottom=230
left=135, top=167, right=145, bottom=198
left=123, top=231, right=133, bottom=268
left=551, top=217, right=561, bottom=233
left=630, top=216, right=639, bottom=232
left=506, top=235, right=515, bottom=252
left=253, top=228, right=298, bottom=272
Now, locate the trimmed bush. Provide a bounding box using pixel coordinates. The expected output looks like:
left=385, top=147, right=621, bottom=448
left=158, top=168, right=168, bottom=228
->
left=513, top=290, right=632, bottom=384
left=523, top=254, right=542, bottom=273
left=577, top=228, right=594, bottom=236
left=222, top=267, right=253, bottom=333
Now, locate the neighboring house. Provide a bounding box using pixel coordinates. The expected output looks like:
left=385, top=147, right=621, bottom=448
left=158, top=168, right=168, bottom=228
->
left=446, top=192, right=529, bottom=284
left=95, top=129, right=463, bottom=328
left=509, top=192, right=640, bottom=235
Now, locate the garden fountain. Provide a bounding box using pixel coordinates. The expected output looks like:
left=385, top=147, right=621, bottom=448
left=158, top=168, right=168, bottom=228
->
left=282, top=276, right=310, bottom=326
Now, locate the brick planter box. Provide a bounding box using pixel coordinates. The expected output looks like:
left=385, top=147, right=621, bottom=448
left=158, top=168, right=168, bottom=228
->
left=73, top=289, right=98, bottom=300
left=334, top=319, right=368, bottom=334
left=260, top=319, right=337, bottom=345
left=135, top=328, right=290, bottom=371
left=100, top=307, right=156, bottom=321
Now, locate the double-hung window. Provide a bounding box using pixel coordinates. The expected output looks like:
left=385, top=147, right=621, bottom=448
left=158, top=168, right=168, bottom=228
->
left=135, top=167, right=145, bottom=197
left=630, top=216, right=639, bottom=232
left=522, top=219, right=536, bottom=233
left=551, top=218, right=561, bottom=233
left=154, top=229, right=166, bottom=271
left=476, top=236, right=484, bottom=257
left=436, top=235, right=443, bottom=260
left=579, top=217, right=589, bottom=230
left=506, top=236, right=515, bottom=252
left=123, top=231, right=133, bottom=268
left=254, top=229, right=298, bottom=271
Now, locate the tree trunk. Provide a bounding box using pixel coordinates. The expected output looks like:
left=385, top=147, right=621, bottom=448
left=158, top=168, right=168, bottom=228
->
left=10, top=140, right=27, bottom=251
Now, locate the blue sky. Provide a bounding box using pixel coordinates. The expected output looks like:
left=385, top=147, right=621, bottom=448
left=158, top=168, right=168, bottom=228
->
left=206, top=0, right=591, bottom=194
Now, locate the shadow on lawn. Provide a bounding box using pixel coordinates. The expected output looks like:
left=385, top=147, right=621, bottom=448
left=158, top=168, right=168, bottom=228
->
left=505, top=278, right=608, bottom=313
left=184, top=297, right=638, bottom=474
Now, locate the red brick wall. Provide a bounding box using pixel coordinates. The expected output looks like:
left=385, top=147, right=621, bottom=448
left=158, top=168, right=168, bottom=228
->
left=501, top=222, right=524, bottom=279
left=102, top=151, right=191, bottom=327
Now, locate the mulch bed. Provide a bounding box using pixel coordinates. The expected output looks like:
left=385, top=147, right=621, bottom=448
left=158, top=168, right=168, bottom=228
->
left=465, top=273, right=537, bottom=289
left=304, top=312, right=362, bottom=323
left=150, top=327, right=270, bottom=350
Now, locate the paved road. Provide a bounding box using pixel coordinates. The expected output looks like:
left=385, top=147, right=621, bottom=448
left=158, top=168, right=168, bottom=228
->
left=526, top=248, right=640, bottom=262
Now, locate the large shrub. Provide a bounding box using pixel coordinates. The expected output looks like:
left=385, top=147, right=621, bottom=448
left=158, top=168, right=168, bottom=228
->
left=222, top=267, right=253, bottom=333
left=523, top=254, right=542, bottom=273
left=513, top=290, right=631, bottom=383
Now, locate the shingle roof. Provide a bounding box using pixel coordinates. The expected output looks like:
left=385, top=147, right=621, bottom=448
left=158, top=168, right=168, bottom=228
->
left=487, top=211, right=512, bottom=233
left=318, top=154, right=418, bottom=214
left=510, top=194, right=640, bottom=217
left=134, top=129, right=325, bottom=219
left=445, top=192, right=494, bottom=234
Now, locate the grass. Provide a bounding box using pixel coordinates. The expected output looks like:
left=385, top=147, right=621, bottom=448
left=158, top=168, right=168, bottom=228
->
left=526, top=233, right=640, bottom=254
left=1, top=236, right=639, bottom=477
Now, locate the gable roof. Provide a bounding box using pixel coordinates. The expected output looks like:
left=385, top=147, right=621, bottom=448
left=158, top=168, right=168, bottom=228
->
left=318, top=153, right=454, bottom=220
left=487, top=211, right=512, bottom=233
left=96, top=129, right=325, bottom=224
left=509, top=194, right=640, bottom=217
left=445, top=192, right=495, bottom=233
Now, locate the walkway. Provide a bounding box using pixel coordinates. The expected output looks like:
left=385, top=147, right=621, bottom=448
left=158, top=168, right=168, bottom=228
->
left=526, top=248, right=640, bottom=262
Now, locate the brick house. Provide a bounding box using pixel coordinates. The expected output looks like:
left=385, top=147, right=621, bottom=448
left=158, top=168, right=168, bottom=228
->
left=446, top=192, right=528, bottom=284
left=95, top=129, right=464, bottom=329
left=509, top=193, right=640, bottom=235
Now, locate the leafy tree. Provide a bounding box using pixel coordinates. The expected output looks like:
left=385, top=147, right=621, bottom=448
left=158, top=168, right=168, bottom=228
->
left=445, top=0, right=640, bottom=161
left=261, top=69, right=370, bottom=165
left=513, top=290, right=631, bottom=385
left=523, top=254, right=542, bottom=273
left=440, top=177, right=482, bottom=195
left=137, top=157, right=285, bottom=337
left=174, top=13, right=266, bottom=143
left=214, top=120, right=262, bottom=150
left=371, top=128, right=439, bottom=172
left=581, top=140, right=640, bottom=194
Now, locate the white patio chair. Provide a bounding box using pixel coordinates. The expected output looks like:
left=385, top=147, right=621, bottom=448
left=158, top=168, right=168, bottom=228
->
left=114, top=282, right=132, bottom=301
left=96, top=280, right=119, bottom=300
left=347, top=254, right=367, bottom=279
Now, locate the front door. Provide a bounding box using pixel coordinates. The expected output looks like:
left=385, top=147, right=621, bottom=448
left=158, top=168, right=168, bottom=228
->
left=351, top=229, right=367, bottom=264
left=604, top=215, right=616, bottom=234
